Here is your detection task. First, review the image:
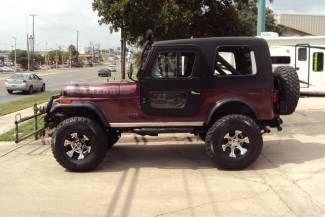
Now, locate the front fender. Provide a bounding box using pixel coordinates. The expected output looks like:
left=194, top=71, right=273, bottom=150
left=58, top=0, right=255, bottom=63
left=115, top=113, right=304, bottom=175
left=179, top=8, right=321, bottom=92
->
left=46, top=103, right=110, bottom=128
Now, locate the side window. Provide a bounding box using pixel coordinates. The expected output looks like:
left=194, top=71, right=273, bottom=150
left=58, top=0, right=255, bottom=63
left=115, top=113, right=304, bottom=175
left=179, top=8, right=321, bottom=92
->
left=152, top=52, right=195, bottom=78
left=214, top=46, right=257, bottom=77
left=313, top=52, right=324, bottom=72
left=298, top=48, right=307, bottom=61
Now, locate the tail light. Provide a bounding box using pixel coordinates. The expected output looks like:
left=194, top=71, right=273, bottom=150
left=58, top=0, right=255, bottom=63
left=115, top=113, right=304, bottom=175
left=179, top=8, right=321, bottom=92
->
left=22, top=80, right=27, bottom=84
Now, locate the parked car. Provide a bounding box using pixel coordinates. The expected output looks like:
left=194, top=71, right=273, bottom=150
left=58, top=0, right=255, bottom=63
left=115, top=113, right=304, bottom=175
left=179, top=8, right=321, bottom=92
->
left=45, top=36, right=299, bottom=172
left=98, top=68, right=112, bottom=77
left=5, top=73, right=45, bottom=94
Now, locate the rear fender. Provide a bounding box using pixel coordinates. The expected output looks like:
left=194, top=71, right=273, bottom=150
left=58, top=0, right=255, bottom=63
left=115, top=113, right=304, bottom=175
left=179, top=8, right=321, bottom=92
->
left=205, top=98, right=258, bottom=126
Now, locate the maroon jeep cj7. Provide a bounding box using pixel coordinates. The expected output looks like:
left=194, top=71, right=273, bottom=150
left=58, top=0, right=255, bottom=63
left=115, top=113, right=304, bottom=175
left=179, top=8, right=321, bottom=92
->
left=45, top=36, right=300, bottom=172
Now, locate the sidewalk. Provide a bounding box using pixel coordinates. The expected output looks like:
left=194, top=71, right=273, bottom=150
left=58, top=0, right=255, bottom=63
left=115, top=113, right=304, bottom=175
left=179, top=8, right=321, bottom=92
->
left=0, top=106, right=37, bottom=134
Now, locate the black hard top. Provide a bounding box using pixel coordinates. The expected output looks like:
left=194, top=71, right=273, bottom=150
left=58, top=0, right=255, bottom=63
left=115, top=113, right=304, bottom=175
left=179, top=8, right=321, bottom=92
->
left=153, top=37, right=267, bottom=47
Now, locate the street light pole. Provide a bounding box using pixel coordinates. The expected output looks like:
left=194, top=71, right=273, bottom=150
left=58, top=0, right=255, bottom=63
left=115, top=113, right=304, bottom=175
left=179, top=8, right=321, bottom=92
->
left=29, top=14, right=37, bottom=69
left=13, top=37, right=17, bottom=72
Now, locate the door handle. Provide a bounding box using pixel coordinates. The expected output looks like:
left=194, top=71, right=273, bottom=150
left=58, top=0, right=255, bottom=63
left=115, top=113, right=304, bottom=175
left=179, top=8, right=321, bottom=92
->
left=191, top=90, right=200, bottom=95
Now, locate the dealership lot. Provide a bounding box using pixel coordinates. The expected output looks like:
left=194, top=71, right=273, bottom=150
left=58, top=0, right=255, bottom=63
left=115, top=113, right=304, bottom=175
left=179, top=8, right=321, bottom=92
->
left=1, top=97, right=325, bottom=217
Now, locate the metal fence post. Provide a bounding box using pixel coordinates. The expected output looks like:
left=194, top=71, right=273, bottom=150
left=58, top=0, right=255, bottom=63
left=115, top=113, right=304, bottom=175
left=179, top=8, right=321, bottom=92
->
left=34, top=104, right=38, bottom=140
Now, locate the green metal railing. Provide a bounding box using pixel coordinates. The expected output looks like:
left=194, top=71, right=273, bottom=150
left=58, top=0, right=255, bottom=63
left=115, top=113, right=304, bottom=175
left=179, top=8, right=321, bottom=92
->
left=14, top=104, right=46, bottom=143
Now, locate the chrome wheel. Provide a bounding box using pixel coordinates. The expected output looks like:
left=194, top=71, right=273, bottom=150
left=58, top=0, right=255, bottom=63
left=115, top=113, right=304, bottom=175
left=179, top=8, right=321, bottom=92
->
left=64, top=133, right=92, bottom=160
left=221, top=130, right=249, bottom=158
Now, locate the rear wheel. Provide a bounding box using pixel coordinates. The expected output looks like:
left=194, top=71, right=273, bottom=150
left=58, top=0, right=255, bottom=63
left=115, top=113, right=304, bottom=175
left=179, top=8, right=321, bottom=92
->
left=205, top=114, right=263, bottom=170
left=51, top=117, right=107, bottom=172
left=7, top=89, right=13, bottom=94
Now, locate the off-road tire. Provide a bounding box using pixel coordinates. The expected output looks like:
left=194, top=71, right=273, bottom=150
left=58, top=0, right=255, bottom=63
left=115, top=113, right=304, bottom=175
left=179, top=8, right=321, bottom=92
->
left=273, top=66, right=300, bottom=115
left=7, top=89, right=13, bottom=94
left=107, top=130, right=120, bottom=148
left=205, top=114, right=263, bottom=170
left=51, top=117, right=107, bottom=172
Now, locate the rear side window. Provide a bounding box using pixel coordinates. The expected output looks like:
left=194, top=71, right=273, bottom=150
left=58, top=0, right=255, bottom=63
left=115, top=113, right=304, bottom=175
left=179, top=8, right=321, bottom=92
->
left=214, top=46, right=257, bottom=77
left=313, top=52, right=324, bottom=72
left=271, top=56, right=291, bottom=64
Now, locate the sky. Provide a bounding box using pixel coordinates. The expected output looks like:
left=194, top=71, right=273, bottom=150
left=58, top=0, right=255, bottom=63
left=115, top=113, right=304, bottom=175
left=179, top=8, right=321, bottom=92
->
left=0, top=0, right=324, bottom=51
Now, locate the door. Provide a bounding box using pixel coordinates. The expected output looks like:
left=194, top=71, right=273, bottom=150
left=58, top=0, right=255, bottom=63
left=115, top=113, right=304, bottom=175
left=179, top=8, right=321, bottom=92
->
left=295, top=45, right=310, bottom=88
left=140, top=50, right=200, bottom=116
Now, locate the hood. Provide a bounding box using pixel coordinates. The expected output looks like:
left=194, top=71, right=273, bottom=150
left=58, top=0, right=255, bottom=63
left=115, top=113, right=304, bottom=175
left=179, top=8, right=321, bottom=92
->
left=62, top=80, right=137, bottom=98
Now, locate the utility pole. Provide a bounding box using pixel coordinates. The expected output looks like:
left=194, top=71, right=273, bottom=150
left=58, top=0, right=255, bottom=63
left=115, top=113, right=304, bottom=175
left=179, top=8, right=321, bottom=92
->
left=29, top=14, right=37, bottom=69
left=13, top=37, right=17, bottom=72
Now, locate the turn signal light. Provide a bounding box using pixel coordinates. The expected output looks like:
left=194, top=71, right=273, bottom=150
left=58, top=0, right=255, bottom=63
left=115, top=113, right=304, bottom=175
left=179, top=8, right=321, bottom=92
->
left=58, top=98, right=72, bottom=104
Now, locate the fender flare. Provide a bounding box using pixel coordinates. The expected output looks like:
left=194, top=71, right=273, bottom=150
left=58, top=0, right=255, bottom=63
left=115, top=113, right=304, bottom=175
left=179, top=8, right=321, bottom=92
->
left=205, top=98, right=258, bottom=126
left=49, top=103, right=110, bottom=128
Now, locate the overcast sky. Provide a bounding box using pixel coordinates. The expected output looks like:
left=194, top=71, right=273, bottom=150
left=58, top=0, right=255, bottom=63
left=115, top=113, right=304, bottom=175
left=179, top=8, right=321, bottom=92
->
left=0, top=0, right=324, bottom=50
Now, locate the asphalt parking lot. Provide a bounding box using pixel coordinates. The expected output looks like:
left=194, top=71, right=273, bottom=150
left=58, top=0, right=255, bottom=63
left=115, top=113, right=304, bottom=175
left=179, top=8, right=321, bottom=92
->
left=1, top=97, right=325, bottom=217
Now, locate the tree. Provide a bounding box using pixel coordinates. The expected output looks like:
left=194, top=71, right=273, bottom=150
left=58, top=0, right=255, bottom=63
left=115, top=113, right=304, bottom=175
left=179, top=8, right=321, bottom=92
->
left=67, top=44, right=79, bottom=62
left=9, top=50, right=28, bottom=69
left=92, top=0, right=281, bottom=44
left=93, top=0, right=252, bottom=44
left=234, top=0, right=282, bottom=35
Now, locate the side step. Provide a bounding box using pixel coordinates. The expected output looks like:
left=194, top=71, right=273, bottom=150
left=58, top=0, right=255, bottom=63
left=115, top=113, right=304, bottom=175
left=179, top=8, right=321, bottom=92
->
left=132, top=127, right=195, bottom=136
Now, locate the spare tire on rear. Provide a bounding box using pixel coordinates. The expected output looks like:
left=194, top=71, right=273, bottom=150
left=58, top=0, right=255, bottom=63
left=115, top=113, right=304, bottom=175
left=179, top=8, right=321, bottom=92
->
left=273, top=66, right=300, bottom=115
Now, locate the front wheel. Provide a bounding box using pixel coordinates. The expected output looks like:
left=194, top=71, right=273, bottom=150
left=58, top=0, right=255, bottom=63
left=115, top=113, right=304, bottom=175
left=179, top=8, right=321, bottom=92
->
left=51, top=117, right=107, bottom=172
left=205, top=114, right=263, bottom=170
left=7, top=89, right=13, bottom=94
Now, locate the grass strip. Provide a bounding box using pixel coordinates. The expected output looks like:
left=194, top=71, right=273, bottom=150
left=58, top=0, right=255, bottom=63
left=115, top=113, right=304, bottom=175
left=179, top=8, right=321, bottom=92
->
left=0, top=91, right=59, bottom=116
left=0, top=116, right=44, bottom=141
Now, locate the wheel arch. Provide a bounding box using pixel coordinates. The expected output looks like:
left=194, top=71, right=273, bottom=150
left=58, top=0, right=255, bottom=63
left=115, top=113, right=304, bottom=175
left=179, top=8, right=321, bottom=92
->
left=49, top=103, right=110, bottom=129
left=205, top=99, right=258, bottom=127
